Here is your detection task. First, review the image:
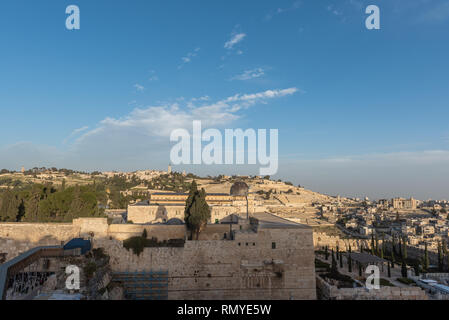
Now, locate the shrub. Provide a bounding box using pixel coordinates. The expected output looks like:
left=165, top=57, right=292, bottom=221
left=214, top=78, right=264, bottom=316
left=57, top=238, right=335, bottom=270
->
left=397, top=277, right=415, bottom=285
left=380, top=278, right=395, bottom=287
left=315, top=259, right=330, bottom=271
left=84, top=262, right=97, bottom=278
left=123, top=236, right=145, bottom=256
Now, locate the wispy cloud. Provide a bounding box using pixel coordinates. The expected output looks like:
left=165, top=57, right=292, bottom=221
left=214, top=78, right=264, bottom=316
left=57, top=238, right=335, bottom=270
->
left=76, top=87, right=299, bottom=143
left=224, top=33, right=246, bottom=50
left=134, top=84, right=145, bottom=92
left=148, top=70, right=159, bottom=81
left=63, top=126, right=89, bottom=144
left=418, top=1, right=449, bottom=23
left=230, top=68, right=266, bottom=81
left=265, top=1, right=302, bottom=21
left=326, top=5, right=343, bottom=16
left=178, top=47, right=201, bottom=69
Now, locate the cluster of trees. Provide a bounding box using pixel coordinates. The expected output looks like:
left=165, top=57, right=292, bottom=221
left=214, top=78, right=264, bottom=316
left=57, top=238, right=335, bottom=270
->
left=366, top=233, right=449, bottom=277
left=0, top=183, right=106, bottom=223
left=145, top=173, right=193, bottom=192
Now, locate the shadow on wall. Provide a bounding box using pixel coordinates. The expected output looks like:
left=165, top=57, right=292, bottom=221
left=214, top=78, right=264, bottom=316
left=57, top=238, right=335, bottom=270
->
left=0, top=235, right=71, bottom=262
left=156, top=206, right=168, bottom=223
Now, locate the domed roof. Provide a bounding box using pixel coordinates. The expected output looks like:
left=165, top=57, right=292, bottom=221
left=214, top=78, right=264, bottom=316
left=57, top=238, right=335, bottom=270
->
left=166, top=218, right=184, bottom=225
left=230, top=181, right=249, bottom=196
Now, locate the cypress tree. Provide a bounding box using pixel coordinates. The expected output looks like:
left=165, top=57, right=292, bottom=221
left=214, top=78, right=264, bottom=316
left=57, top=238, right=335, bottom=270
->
left=358, top=263, right=362, bottom=277
left=331, top=250, right=338, bottom=276
left=336, top=246, right=340, bottom=261
left=371, top=233, right=375, bottom=255
left=380, top=235, right=385, bottom=259
left=391, top=249, right=395, bottom=268
left=414, top=263, right=420, bottom=277
left=348, top=245, right=352, bottom=273
left=447, top=254, right=449, bottom=269
left=424, top=242, right=429, bottom=272
left=402, top=237, right=407, bottom=260
left=392, top=235, right=397, bottom=256
left=184, top=182, right=211, bottom=240
left=340, top=254, right=343, bottom=268
left=375, top=233, right=379, bottom=256
left=438, top=241, right=443, bottom=271
left=401, top=260, right=408, bottom=278
left=387, top=262, right=391, bottom=278
left=324, top=245, right=329, bottom=260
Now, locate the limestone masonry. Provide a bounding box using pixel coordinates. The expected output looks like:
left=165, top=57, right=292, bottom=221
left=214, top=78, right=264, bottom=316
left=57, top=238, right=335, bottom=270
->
left=0, top=214, right=316, bottom=300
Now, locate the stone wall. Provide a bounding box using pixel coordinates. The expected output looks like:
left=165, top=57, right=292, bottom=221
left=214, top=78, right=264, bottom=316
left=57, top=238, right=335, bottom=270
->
left=0, top=218, right=316, bottom=300
left=313, top=232, right=440, bottom=265
left=0, top=223, right=77, bottom=261
left=127, top=204, right=266, bottom=225
left=314, top=232, right=369, bottom=251
left=96, top=227, right=316, bottom=300
left=316, top=276, right=427, bottom=300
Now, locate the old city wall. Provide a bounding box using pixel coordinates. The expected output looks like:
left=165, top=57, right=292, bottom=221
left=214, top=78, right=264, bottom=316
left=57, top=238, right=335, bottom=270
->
left=313, top=232, right=369, bottom=251
left=316, top=275, right=427, bottom=300
left=0, top=218, right=316, bottom=300
left=0, top=223, right=77, bottom=260
left=96, top=227, right=316, bottom=300
left=313, top=232, right=440, bottom=265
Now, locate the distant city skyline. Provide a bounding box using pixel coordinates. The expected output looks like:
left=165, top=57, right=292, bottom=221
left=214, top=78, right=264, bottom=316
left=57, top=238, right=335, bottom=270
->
left=1, top=0, right=449, bottom=200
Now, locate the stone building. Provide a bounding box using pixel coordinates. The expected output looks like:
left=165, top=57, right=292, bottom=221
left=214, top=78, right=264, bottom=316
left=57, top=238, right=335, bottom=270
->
left=392, top=197, right=417, bottom=210
left=127, top=191, right=264, bottom=224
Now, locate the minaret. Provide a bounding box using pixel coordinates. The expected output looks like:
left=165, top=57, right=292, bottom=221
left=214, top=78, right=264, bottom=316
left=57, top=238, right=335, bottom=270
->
left=168, top=164, right=172, bottom=174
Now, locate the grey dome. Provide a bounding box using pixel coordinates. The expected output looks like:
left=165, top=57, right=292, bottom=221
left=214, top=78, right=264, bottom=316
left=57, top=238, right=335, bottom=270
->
left=230, top=181, right=249, bottom=196
left=166, top=218, right=184, bottom=225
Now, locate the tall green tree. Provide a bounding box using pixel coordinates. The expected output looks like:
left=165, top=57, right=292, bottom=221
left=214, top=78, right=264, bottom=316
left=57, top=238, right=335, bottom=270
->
left=438, top=241, right=443, bottom=271
left=330, top=250, right=338, bottom=276
left=401, top=260, right=408, bottom=278
left=375, top=233, right=379, bottom=255
left=422, top=242, right=429, bottom=272
left=391, top=249, right=395, bottom=268
left=402, top=237, right=407, bottom=260
left=348, top=245, right=352, bottom=273
left=184, top=182, right=211, bottom=240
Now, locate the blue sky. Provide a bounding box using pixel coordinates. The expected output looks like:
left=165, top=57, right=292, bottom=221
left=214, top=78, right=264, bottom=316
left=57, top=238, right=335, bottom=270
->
left=1, top=0, right=449, bottom=199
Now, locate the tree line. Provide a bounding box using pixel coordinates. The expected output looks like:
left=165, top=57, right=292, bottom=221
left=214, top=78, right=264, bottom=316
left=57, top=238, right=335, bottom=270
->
left=0, top=183, right=106, bottom=223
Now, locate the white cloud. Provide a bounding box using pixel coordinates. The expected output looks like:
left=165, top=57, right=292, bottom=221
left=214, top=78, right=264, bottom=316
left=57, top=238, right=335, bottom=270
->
left=148, top=70, right=159, bottom=81
left=0, top=88, right=299, bottom=171
left=63, top=126, right=89, bottom=144
left=265, top=1, right=302, bottom=21
left=179, top=48, right=200, bottom=69
left=134, top=84, right=145, bottom=92
left=224, top=33, right=246, bottom=49
left=231, top=68, right=265, bottom=81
